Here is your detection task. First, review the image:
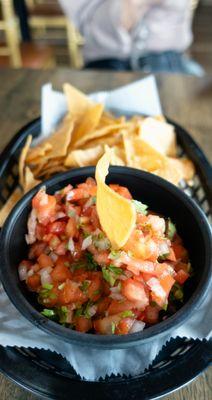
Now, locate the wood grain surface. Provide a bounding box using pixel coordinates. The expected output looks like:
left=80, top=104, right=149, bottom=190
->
left=0, top=68, right=211, bottom=400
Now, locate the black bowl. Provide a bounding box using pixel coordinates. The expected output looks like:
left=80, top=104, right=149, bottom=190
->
left=0, top=167, right=211, bottom=349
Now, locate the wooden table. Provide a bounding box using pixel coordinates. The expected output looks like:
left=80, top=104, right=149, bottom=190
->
left=0, top=69, right=211, bottom=400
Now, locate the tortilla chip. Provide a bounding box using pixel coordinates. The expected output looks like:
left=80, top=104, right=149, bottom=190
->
left=72, top=103, right=104, bottom=146
left=139, top=117, right=177, bottom=157
left=122, top=131, right=134, bottom=166
left=73, top=123, right=129, bottom=149
left=96, top=150, right=136, bottom=249
left=154, top=157, right=195, bottom=185
left=132, top=137, right=167, bottom=171
left=0, top=187, right=22, bottom=226
left=26, top=142, right=52, bottom=163
left=19, top=135, right=32, bottom=188
left=63, top=83, right=92, bottom=123
left=24, top=167, right=41, bottom=193
left=40, top=117, right=73, bottom=160
left=65, top=145, right=103, bottom=167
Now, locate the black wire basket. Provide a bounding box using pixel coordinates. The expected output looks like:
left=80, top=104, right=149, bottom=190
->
left=0, top=117, right=211, bottom=400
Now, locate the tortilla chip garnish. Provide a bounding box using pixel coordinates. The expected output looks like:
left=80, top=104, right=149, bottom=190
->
left=72, top=103, right=104, bottom=146
left=140, top=117, right=177, bottom=157
left=24, top=167, right=41, bottom=193
left=96, top=150, right=136, bottom=249
left=65, top=145, right=103, bottom=167
left=0, top=187, right=22, bottom=227
left=19, top=135, right=32, bottom=188
left=63, top=83, right=92, bottom=124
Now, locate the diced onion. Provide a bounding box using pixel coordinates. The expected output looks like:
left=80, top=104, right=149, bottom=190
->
left=49, top=252, right=58, bottom=262
left=25, top=209, right=37, bottom=245
left=66, top=191, right=74, bottom=201
left=82, top=235, right=92, bottom=250
left=129, top=320, right=145, bottom=333
left=27, top=269, right=34, bottom=277
left=110, top=286, right=120, bottom=293
left=83, top=197, right=94, bottom=209
left=56, top=211, right=66, bottom=219
left=67, top=238, right=75, bottom=253
left=93, top=237, right=110, bottom=251
left=110, top=293, right=125, bottom=301
left=39, top=267, right=52, bottom=286
left=158, top=241, right=170, bottom=256
left=18, top=264, right=27, bottom=281
left=87, top=305, right=97, bottom=317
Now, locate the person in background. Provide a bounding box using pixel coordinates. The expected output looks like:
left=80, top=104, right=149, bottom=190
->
left=59, top=0, right=204, bottom=75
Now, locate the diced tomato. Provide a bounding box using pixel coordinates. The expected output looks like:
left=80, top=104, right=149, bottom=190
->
left=32, top=189, right=56, bottom=225
left=174, top=262, right=189, bottom=273
left=159, top=275, right=175, bottom=297
left=93, top=251, right=110, bottom=266
left=47, top=221, right=66, bottom=235
left=94, top=314, right=122, bottom=334
left=108, top=300, right=135, bottom=316
left=27, top=273, right=41, bottom=290
left=51, top=263, right=72, bottom=282
left=109, top=184, right=132, bottom=199
left=115, top=318, right=134, bottom=334
left=49, top=235, right=61, bottom=250
left=36, top=224, right=47, bottom=240
left=28, top=241, right=47, bottom=259
left=18, top=260, right=32, bottom=270
left=75, top=316, right=92, bottom=332
left=65, top=217, right=77, bottom=238
left=38, top=254, right=53, bottom=268
left=172, top=243, right=188, bottom=261
left=58, top=280, right=87, bottom=305
left=55, top=242, right=67, bottom=256
left=90, top=206, right=101, bottom=230
left=121, top=278, right=149, bottom=308
left=145, top=305, right=160, bottom=324
left=175, top=269, right=190, bottom=285
left=87, top=272, right=102, bottom=301
left=166, top=248, right=176, bottom=262
left=96, top=297, right=111, bottom=316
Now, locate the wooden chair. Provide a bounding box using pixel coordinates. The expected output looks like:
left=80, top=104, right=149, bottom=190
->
left=0, top=0, right=55, bottom=68
left=26, top=0, right=84, bottom=68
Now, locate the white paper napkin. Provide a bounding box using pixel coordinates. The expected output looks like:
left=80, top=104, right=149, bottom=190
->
left=0, top=76, right=211, bottom=380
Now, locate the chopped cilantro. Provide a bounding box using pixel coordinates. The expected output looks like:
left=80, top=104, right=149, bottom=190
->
left=68, top=210, right=76, bottom=218
left=92, top=196, right=96, bottom=204
left=162, top=303, right=168, bottom=311
left=64, top=261, right=70, bottom=267
left=79, top=280, right=90, bottom=293
left=93, top=289, right=101, bottom=296
left=120, top=310, right=135, bottom=318
left=42, top=283, right=53, bottom=290
left=158, top=253, right=169, bottom=262
left=132, top=199, right=148, bottom=215
left=74, top=300, right=94, bottom=319
left=108, top=265, right=122, bottom=276
left=166, top=219, right=176, bottom=240
left=109, top=250, right=121, bottom=260
left=111, top=321, right=116, bottom=334
left=41, top=309, right=55, bottom=318
left=57, top=306, right=68, bottom=324
left=85, top=252, right=98, bottom=271
left=102, top=265, right=122, bottom=286
left=71, top=261, right=86, bottom=272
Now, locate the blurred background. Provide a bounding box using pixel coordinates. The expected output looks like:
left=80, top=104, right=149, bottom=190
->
left=0, top=0, right=211, bottom=75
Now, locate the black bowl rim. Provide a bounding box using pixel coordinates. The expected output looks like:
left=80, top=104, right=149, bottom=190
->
left=0, top=166, right=211, bottom=349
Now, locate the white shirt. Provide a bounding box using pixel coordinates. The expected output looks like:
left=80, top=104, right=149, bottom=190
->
left=59, top=0, right=193, bottom=63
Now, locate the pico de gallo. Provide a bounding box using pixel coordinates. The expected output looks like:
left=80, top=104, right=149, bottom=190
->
left=18, top=178, right=191, bottom=335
